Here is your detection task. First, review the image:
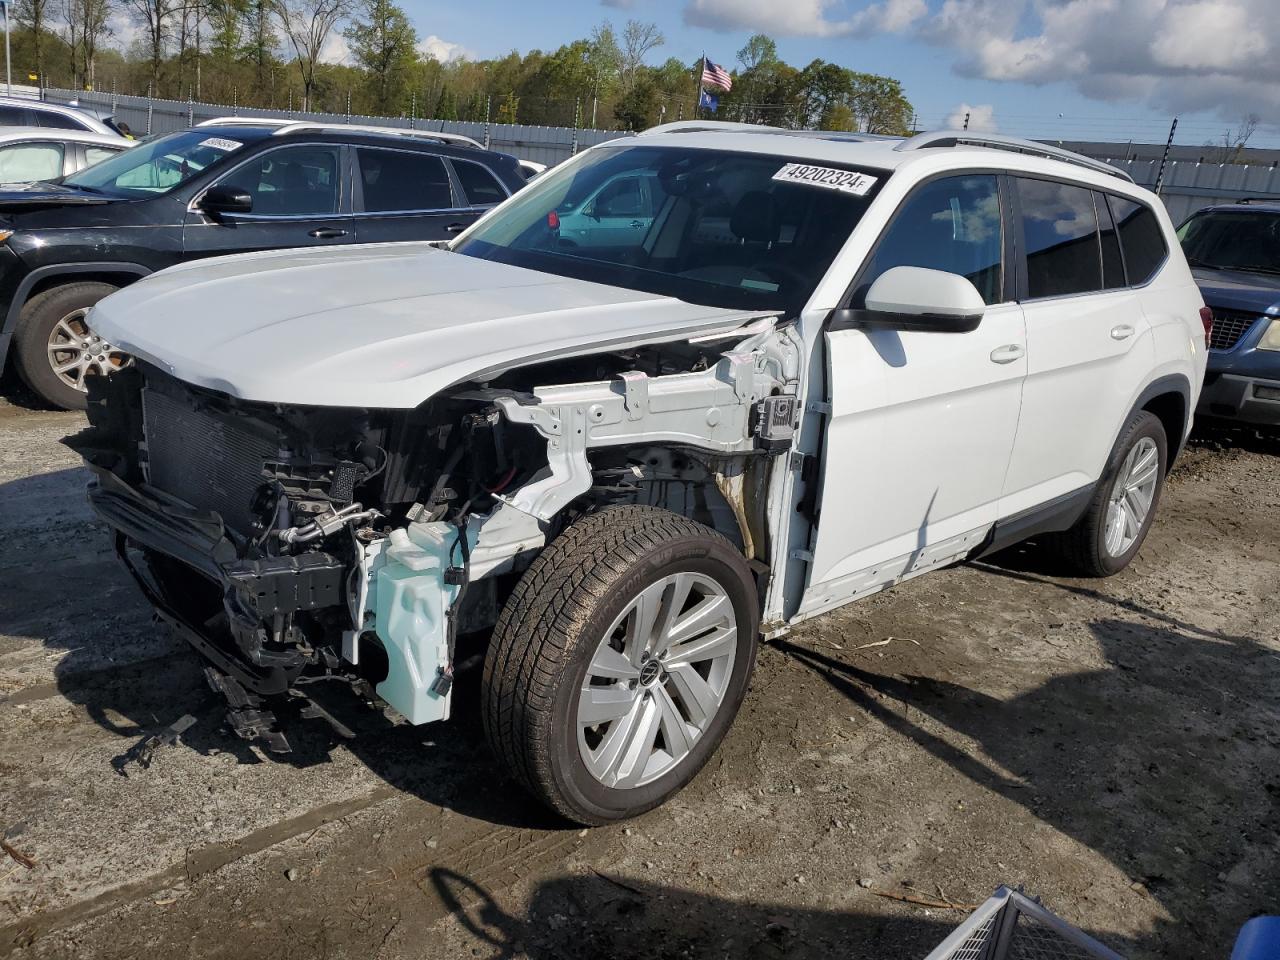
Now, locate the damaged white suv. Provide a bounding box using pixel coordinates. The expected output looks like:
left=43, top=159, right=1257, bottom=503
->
left=73, top=124, right=1208, bottom=824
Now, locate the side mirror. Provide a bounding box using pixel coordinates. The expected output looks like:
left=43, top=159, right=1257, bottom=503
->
left=831, top=266, right=986, bottom=334
left=199, top=184, right=253, bottom=218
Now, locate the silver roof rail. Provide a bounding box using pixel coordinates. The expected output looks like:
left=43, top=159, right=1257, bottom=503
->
left=640, top=120, right=788, bottom=136
left=896, top=130, right=1134, bottom=183
left=196, top=116, right=290, bottom=127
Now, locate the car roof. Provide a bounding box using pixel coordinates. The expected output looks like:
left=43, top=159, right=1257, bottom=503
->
left=1197, top=201, right=1280, bottom=214
left=0, top=96, right=113, bottom=120
left=0, top=125, right=130, bottom=146
left=628, top=123, right=1150, bottom=199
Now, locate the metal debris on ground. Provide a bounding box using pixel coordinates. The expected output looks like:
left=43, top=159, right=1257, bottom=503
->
left=855, top=636, right=923, bottom=650
left=110, top=714, right=199, bottom=775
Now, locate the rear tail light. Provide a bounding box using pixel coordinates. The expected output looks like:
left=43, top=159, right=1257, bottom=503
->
left=1199, top=306, right=1213, bottom=344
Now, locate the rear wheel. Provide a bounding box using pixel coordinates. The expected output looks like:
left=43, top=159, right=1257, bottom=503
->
left=14, top=282, right=128, bottom=410
left=1050, top=410, right=1167, bottom=577
left=482, top=505, right=760, bottom=825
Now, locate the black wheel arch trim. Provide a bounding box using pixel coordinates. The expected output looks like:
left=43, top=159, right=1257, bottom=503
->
left=1132, top=372, right=1193, bottom=465
left=0, top=261, right=152, bottom=368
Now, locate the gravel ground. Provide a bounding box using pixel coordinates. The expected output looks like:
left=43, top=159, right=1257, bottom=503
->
left=0, top=389, right=1276, bottom=960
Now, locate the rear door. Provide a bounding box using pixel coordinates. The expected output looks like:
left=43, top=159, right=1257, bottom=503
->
left=999, top=178, right=1156, bottom=515
left=802, top=173, right=1027, bottom=612
left=182, top=142, right=356, bottom=259
left=352, top=145, right=474, bottom=241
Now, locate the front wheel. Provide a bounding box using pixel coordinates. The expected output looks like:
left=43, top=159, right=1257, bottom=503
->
left=1050, top=410, right=1168, bottom=576
left=482, top=505, right=760, bottom=825
left=13, top=282, right=127, bottom=410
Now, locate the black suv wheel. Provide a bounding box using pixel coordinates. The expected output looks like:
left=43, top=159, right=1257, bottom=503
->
left=14, top=282, right=128, bottom=410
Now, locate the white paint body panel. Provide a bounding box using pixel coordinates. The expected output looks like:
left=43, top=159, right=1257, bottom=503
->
left=806, top=302, right=1027, bottom=593
left=88, top=242, right=764, bottom=408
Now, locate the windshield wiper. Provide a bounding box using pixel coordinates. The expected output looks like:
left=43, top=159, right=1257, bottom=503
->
left=1235, top=264, right=1280, bottom=276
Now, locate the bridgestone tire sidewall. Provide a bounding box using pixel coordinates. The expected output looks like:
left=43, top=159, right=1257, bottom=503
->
left=550, top=540, right=758, bottom=823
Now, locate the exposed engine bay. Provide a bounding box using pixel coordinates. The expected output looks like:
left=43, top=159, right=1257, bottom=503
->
left=69, top=316, right=800, bottom=749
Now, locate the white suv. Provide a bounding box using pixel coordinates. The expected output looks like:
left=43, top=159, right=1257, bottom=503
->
left=75, top=124, right=1208, bottom=824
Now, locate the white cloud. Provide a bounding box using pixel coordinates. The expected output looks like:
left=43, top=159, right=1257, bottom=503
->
left=945, top=102, right=997, bottom=132
left=319, top=31, right=351, bottom=66
left=105, top=9, right=146, bottom=55
left=684, top=0, right=924, bottom=37
left=416, top=35, right=474, bottom=63
left=683, top=0, right=1280, bottom=119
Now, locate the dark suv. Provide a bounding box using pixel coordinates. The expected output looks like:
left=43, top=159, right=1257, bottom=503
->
left=0, top=120, right=526, bottom=408
left=1179, top=200, right=1280, bottom=427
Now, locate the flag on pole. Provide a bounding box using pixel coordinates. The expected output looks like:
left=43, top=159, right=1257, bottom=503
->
left=701, top=58, right=733, bottom=92
left=698, top=89, right=719, bottom=113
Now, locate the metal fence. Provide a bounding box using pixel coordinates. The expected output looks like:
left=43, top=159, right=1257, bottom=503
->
left=41, top=87, right=633, bottom=168
left=1062, top=149, right=1280, bottom=223
left=40, top=88, right=1280, bottom=219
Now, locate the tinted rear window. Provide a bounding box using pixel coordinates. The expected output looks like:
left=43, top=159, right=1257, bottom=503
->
left=1109, top=195, right=1167, bottom=284
left=1017, top=178, right=1101, bottom=298
left=453, top=159, right=507, bottom=206
left=358, top=148, right=453, bottom=212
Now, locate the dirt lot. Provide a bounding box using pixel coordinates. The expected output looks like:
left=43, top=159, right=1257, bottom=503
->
left=0, top=390, right=1277, bottom=960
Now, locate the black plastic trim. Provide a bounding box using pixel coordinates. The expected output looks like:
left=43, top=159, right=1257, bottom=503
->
left=975, top=484, right=1093, bottom=559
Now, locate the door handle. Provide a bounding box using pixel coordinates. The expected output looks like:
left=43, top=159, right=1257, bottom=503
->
left=445, top=222, right=468, bottom=233
left=989, top=344, right=1025, bottom=364
left=1111, top=324, right=1135, bottom=340
left=308, top=228, right=348, bottom=239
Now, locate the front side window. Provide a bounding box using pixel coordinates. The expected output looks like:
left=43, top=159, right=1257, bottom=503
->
left=455, top=144, right=885, bottom=313
left=1110, top=195, right=1168, bottom=284
left=229, top=145, right=340, bottom=216
left=0, top=142, right=63, bottom=182
left=358, top=148, right=453, bottom=212
left=856, top=174, right=1004, bottom=306
left=1017, top=178, right=1101, bottom=299
left=453, top=159, right=507, bottom=206
left=64, top=129, right=256, bottom=196
left=1178, top=209, right=1280, bottom=276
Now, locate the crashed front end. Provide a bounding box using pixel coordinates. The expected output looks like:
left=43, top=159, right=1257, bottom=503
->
left=70, top=321, right=797, bottom=749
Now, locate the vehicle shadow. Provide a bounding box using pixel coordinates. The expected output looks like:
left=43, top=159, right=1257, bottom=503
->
left=776, top=583, right=1279, bottom=959
left=423, top=867, right=1145, bottom=960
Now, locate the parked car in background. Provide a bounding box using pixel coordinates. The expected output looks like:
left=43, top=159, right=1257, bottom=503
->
left=0, top=95, right=130, bottom=137
left=73, top=125, right=1206, bottom=825
left=0, top=127, right=132, bottom=183
left=0, top=120, right=526, bottom=409
left=1178, top=200, right=1280, bottom=427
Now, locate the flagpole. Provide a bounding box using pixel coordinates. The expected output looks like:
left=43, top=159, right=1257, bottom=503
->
left=694, top=54, right=705, bottom=120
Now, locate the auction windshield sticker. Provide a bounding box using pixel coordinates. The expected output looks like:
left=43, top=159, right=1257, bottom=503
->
left=772, top=163, right=878, bottom=196
left=199, top=137, right=243, bottom=152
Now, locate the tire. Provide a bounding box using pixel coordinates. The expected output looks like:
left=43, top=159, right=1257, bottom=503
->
left=1050, top=410, right=1168, bottom=577
left=14, top=282, right=125, bottom=410
left=482, top=504, right=760, bottom=825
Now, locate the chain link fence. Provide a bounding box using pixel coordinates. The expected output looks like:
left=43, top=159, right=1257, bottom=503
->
left=40, top=88, right=634, bottom=168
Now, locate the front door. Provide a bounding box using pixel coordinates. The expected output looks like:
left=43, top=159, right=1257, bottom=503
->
left=801, top=173, right=1026, bottom=616
left=182, top=143, right=356, bottom=259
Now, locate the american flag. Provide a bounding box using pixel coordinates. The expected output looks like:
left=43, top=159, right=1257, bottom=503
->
left=701, top=58, right=733, bottom=92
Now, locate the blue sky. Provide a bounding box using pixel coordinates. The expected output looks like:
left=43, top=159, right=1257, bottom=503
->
left=400, top=0, right=1280, bottom=149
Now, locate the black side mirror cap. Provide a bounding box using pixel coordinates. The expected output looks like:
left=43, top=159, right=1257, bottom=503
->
left=827, top=307, right=982, bottom=334
left=200, top=184, right=253, bottom=217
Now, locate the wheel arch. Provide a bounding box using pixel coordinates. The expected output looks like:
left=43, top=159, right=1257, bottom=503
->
left=1133, top=373, right=1191, bottom=467
left=1, top=263, right=151, bottom=369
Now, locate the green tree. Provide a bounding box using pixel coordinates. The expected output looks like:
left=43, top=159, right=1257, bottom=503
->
left=344, top=0, right=416, bottom=113
left=12, top=0, right=54, bottom=82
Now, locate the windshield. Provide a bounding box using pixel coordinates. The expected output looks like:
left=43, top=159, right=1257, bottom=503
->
left=453, top=144, right=886, bottom=313
left=1178, top=210, right=1280, bottom=274
left=64, top=129, right=249, bottom=197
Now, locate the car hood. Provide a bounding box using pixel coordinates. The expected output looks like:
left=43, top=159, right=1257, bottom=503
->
left=90, top=243, right=771, bottom=408
left=1193, top=266, right=1280, bottom=314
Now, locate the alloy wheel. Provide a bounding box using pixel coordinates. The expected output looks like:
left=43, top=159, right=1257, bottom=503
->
left=1104, top=436, right=1160, bottom=557
left=46, top=308, right=131, bottom=394
left=577, top=571, right=738, bottom=789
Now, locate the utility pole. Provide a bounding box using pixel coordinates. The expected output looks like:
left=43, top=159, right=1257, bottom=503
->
left=1154, top=117, right=1178, bottom=196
